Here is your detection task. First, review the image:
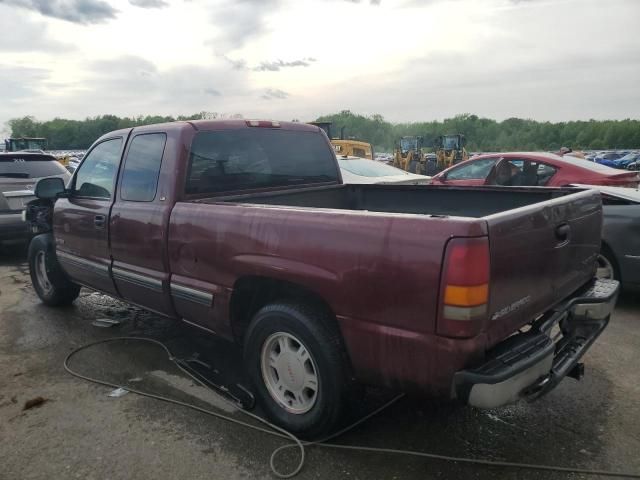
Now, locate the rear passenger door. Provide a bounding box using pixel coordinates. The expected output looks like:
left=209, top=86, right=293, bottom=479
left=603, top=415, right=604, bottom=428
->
left=54, top=136, right=126, bottom=294
left=109, top=132, right=176, bottom=316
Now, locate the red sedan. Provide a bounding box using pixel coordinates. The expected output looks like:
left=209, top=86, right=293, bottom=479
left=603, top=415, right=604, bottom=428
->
left=431, top=152, right=640, bottom=188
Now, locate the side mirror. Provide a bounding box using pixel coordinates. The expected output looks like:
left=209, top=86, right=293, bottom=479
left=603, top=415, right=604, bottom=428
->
left=35, top=177, right=66, bottom=200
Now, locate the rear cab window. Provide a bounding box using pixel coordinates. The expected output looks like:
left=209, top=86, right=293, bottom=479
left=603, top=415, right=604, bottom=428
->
left=0, top=154, right=68, bottom=178
left=185, top=129, right=339, bottom=195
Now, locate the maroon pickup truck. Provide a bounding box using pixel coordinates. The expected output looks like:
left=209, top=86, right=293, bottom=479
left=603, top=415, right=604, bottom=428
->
left=27, top=120, right=618, bottom=437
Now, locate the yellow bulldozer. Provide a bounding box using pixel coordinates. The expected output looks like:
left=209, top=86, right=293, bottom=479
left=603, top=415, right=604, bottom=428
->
left=434, top=134, right=468, bottom=171
left=393, top=136, right=428, bottom=174
left=309, top=122, right=374, bottom=160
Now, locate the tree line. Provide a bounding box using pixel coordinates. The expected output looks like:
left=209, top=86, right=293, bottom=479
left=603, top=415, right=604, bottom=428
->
left=5, top=113, right=212, bottom=150
left=6, top=111, right=640, bottom=152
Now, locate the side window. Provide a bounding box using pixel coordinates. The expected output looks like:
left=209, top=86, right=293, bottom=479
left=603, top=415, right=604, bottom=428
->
left=120, top=133, right=167, bottom=201
left=536, top=162, right=557, bottom=185
left=499, top=160, right=558, bottom=186
left=446, top=158, right=497, bottom=180
left=73, top=138, right=122, bottom=199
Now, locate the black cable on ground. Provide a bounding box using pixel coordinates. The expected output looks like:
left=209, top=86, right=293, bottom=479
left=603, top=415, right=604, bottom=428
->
left=64, top=337, right=640, bottom=479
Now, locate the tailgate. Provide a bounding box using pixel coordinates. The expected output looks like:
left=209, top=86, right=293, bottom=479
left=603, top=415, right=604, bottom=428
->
left=483, top=189, right=602, bottom=346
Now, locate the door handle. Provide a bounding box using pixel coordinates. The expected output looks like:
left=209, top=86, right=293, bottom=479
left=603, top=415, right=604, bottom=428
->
left=555, top=223, right=570, bottom=242
left=94, top=215, right=106, bottom=228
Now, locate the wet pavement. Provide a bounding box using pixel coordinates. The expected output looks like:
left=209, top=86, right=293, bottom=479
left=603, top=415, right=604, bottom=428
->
left=1, top=245, right=639, bottom=480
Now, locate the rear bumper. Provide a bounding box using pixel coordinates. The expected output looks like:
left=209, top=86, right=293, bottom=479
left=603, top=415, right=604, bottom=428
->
left=0, top=213, right=31, bottom=243
left=454, top=278, right=619, bottom=409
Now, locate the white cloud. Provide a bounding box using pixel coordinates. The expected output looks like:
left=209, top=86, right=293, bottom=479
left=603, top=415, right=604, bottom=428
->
left=0, top=0, right=638, bottom=129
left=2, top=0, right=118, bottom=24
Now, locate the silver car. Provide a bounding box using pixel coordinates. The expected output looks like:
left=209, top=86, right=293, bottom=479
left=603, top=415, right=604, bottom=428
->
left=338, top=156, right=431, bottom=185
left=0, top=152, right=71, bottom=246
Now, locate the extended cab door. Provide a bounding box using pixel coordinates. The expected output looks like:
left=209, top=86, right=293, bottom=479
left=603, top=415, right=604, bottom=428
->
left=53, top=135, right=128, bottom=294
left=109, top=132, right=176, bottom=316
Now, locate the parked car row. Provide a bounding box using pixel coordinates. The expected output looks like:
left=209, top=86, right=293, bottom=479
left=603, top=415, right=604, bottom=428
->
left=580, top=150, right=640, bottom=170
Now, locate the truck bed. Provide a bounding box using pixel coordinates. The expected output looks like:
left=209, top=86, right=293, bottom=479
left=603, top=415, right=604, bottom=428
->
left=202, top=184, right=575, bottom=218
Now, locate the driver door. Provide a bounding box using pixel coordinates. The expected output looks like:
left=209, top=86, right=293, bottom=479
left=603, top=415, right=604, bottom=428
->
left=53, top=134, right=129, bottom=294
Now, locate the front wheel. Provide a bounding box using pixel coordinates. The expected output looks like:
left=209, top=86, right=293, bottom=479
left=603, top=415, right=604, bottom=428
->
left=28, top=234, right=81, bottom=306
left=244, top=302, right=353, bottom=438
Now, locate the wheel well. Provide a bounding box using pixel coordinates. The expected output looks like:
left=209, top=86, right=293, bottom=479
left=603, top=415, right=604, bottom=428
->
left=229, top=276, right=337, bottom=344
left=600, top=241, right=621, bottom=281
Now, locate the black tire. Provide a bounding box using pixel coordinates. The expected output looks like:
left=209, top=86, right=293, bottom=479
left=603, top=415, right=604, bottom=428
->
left=597, top=245, right=620, bottom=282
left=28, top=234, right=81, bottom=306
left=243, top=302, right=353, bottom=439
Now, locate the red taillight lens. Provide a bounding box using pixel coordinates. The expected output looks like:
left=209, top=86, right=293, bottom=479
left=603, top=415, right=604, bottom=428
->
left=438, top=237, right=490, bottom=338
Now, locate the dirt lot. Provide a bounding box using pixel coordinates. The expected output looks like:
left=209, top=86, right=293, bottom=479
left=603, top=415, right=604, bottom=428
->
left=1, top=246, right=639, bottom=480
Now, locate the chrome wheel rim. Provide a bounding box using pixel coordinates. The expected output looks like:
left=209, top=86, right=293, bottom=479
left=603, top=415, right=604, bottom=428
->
left=260, top=332, right=319, bottom=414
left=35, top=251, right=53, bottom=294
left=596, top=254, right=614, bottom=279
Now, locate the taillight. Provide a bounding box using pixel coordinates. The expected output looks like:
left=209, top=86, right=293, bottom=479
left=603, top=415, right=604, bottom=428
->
left=437, top=237, right=490, bottom=338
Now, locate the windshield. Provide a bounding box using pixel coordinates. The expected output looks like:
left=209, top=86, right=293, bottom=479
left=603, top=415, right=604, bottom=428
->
left=442, top=136, right=460, bottom=149
left=338, top=158, right=408, bottom=177
left=400, top=137, right=418, bottom=153
left=186, top=129, right=339, bottom=195
left=0, top=155, right=67, bottom=178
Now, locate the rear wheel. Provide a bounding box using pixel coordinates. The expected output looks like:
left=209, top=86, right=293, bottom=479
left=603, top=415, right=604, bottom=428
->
left=244, top=302, right=353, bottom=438
left=28, top=234, right=81, bottom=306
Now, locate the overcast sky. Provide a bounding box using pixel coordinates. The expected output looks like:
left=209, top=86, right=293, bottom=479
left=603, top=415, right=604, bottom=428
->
left=1, top=0, right=639, bottom=136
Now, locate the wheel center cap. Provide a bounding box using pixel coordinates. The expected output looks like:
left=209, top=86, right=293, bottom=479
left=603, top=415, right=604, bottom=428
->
left=278, top=353, right=304, bottom=390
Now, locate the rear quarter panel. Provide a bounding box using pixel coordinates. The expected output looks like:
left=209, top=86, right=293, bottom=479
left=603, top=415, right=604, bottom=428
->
left=167, top=202, right=487, bottom=338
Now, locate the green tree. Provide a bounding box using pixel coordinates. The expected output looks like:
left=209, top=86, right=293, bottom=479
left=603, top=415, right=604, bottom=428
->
left=7, top=113, right=640, bottom=152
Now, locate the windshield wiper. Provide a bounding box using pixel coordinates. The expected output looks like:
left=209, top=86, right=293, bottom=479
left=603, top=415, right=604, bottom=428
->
left=0, top=173, right=30, bottom=178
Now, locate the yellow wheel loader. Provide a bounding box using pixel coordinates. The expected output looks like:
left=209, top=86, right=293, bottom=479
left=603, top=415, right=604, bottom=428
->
left=393, top=136, right=427, bottom=174
left=309, top=122, right=374, bottom=160
left=434, top=134, right=468, bottom=171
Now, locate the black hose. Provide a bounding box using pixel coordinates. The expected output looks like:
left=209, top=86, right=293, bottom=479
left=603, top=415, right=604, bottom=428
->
left=64, top=337, right=640, bottom=479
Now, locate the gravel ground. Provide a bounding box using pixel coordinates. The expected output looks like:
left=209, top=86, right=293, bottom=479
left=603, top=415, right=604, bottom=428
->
left=1, top=246, right=639, bottom=480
